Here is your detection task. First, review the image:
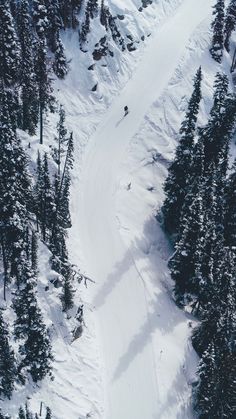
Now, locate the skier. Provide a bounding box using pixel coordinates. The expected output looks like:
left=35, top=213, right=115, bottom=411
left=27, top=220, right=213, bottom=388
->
left=124, top=105, right=129, bottom=116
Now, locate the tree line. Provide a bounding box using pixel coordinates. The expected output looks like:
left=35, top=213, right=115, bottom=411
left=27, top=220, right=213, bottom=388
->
left=162, top=68, right=236, bottom=418
left=0, top=0, right=78, bottom=414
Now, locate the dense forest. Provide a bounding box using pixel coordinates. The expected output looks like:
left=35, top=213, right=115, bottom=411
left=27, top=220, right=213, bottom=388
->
left=163, top=1, right=236, bottom=417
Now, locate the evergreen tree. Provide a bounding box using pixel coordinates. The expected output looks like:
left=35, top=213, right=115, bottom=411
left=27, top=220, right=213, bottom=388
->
left=33, top=0, right=48, bottom=40
left=31, top=231, right=38, bottom=276
left=0, top=309, right=16, bottom=399
left=224, top=0, right=236, bottom=52
left=80, top=11, right=90, bottom=45
left=52, top=105, right=68, bottom=175
left=52, top=33, right=68, bottom=79
left=0, top=0, right=20, bottom=86
left=210, top=0, right=225, bottom=62
left=202, top=73, right=236, bottom=171
left=0, top=83, right=31, bottom=298
left=169, top=138, right=206, bottom=308
left=58, top=132, right=74, bottom=228
left=18, top=406, right=26, bottom=419
left=35, top=37, right=54, bottom=144
left=41, top=153, right=54, bottom=242
left=162, top=67, right=202, bottom=236
left=13, top=263, right=53, bottom=382
left=225, top=160, right=236, bottom=247
left=87, top=0, right=98, bottom=19
left=17, top=0, right=39, bottom=135
left=194, top=342, right=219, bottom=419
left=45, top=0, right=62, bottom=52
left=45, top=407, right=52, bottom=419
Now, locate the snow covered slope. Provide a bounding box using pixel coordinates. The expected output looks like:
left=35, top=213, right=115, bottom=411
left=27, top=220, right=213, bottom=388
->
left=5, top=0, right=227, bottom=417
left=64, top=1, right=216, bottom=418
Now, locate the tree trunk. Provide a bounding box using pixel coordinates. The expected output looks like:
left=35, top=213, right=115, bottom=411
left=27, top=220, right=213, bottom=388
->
left=1, top=237, right=8, bottom=301
left=40, top=104, right=43, bottom=145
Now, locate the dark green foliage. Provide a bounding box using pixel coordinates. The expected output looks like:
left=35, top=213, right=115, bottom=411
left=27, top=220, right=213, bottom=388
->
left=45, top=0, right=62, bottom=52
left=53, top=33, right=68, bottom=79
left=17, top=0, right=39, bottom=135
left=210, top=0, right=225, bottom=62
left=31, top=231, right=38, bottom=275
left=87, top=0, right=98, bottom=19
left=0, top=83, right=31, bottom=297
left=45, top=407, right=52, bottom=419
left=13, top=263, right=53, bottom=382
left=0, top=0, right=20, bottom=86
left=225, top=160, right=236, bottom=246
left=0, top=310, right=16, bottom=399
left=18, top=406, right=26, bottom=419
left=35, top=37, right=55, bottom=144
left=162, top=67, right=202, bottom=236
left=34, top=153, right=54, bottom=241
left=224, top=0, right=236, bottom=51
left=33, top=0, right=48, bottom=39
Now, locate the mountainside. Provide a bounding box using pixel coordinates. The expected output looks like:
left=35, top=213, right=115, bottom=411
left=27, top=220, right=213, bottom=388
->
left=0, top=1, right=236, bottom=418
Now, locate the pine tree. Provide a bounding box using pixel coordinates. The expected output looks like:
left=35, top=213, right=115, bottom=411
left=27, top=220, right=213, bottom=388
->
left=13, top=263, right=53, bottom=382
left=169, top=139, right=206, bottom=308
left=193, top=249, right=236, bottom=418
left=225, top=160, right=236, bottom=247
left=45, top=0, right=62, bottom=52
left=0, top=0, right=20, bottom=86
left=87, top=0, right=98, bottom=19
left=18, top=406, right=26, bottom=419
left=52, top=33, right=68, bottom=79
left=162, top=67, right=202, bottom=236
left=52, top=105, right=68, bottom=176
left=31, top=231, right=38, bottom=276
left=17, top=0, right=39, bottom=135
left=0, top=83, right=31, bottom=298
left=45, top=407, right=52, bottom=419
left=33, top=0, right=48, bottom=40
left=58, top=132, right=74, bottom=229
left=210, top=0, right=225, bottom=62
left=0, top=309, right=16, bottom=399
left=41, top=153, right=54, bottom=242
left=35, top=37, right=54, bottom=144
left=224, top=0, right=236, bottom=51
left=194, top=342, right=219, bottom=419
left=80, top=11, right=90, bottom=45
left=202, top=73, right=236, bottom=170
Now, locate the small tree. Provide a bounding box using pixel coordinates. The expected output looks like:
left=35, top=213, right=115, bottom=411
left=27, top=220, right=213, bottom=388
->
left=35, top=37, right=54, bottom=144
left=13, top=263, right=53, bottom=382
left=53, top=32, right=68, bottom=79
left=0, top=309, right=16, bottom=399
left=224, top=0, right=236, bottom=51
left=210, top=0, right=225, bottom=62
left=0, top=0, right=20, bottom=86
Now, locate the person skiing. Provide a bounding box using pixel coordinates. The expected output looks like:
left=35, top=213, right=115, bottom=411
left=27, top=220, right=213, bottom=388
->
left=124, top=105, right=129, bottom=116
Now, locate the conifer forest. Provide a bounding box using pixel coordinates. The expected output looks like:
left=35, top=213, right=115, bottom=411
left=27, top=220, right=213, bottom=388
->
left=0, top=1, right=236, bottom=418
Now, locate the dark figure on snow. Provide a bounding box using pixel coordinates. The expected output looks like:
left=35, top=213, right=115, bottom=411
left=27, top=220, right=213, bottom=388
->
left=124, top=106, right=129, bottom=116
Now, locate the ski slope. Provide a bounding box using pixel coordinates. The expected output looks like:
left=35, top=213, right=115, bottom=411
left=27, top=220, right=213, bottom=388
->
left=76, top=1, right=213, bottom=418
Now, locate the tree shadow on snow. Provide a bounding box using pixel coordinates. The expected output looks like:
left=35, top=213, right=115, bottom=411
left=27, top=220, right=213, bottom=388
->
left=112, top=216, right=194, bottom=382
left=93, top=250, right=134, bottom=308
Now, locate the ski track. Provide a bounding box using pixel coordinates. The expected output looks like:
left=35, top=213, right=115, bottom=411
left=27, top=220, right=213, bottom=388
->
left=76, top=1, right=213, bottom=418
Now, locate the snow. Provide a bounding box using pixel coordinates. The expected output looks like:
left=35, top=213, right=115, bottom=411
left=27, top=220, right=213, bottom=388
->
left=70, top=1, right=215, bottom=419
left=2, top=0, right=231, bottom=417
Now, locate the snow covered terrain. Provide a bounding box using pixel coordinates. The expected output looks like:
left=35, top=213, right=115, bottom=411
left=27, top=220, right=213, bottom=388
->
left=3, top=0, right=233, bottom=417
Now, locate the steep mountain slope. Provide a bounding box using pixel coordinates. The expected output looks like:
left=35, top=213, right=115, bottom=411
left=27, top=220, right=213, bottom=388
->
left=3, top=0, right=230, bottom=417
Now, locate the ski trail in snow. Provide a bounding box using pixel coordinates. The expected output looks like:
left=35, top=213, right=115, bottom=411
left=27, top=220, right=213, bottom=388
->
left=77, top=1, right=213, bottom=418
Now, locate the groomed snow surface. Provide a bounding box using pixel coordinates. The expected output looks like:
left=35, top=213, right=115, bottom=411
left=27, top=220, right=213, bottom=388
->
left=2, top=0, right=225, bottom=417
